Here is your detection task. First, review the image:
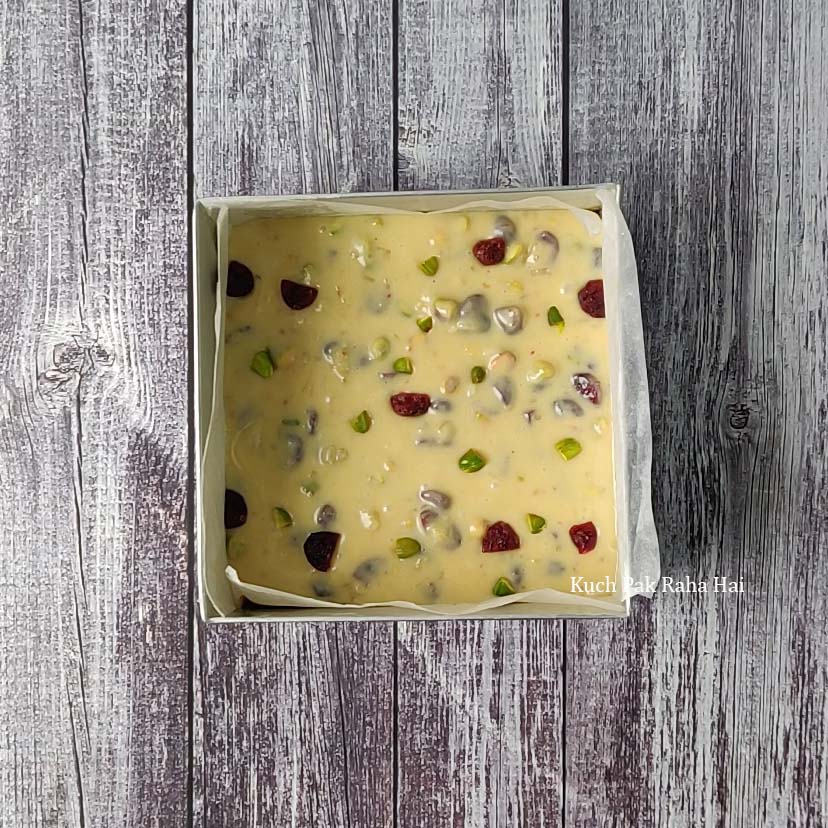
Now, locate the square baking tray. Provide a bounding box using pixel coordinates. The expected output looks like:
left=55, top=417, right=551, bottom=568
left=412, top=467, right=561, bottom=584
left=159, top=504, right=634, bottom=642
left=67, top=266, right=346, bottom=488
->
left=193, top=185, right=658, bottom=622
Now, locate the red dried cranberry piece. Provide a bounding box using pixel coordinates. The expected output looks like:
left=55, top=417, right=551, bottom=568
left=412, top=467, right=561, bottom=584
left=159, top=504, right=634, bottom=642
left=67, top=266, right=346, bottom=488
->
left=389, top=392, right=431, bottom=417
left=569, top=521, right=597, bottom=554
left=571, top=372, right=602, bottom=405
left=472, top=237, right=506, bottom=266
left=281, top=279, right=319, bottom=310
left=224, top=489, right=248, bottom=529
left=578, top=279, right=605, bottom=318
left=304, top=531, right=341, bottom=571
left=227, top=261, right=254, bottom=297
left=482, top=521, right=521, bottom=553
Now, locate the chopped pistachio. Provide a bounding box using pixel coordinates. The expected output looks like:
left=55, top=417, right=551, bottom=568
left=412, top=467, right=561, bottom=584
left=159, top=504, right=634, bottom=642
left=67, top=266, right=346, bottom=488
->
left=418, top=256, right=440, bottom=276
left=394, top=537, right=422, bottom=559
left=547, top=305, right=565, bottom=330
left=504, top=242, right=525, bottom=263
left=369, top=336, right=390, bottom=360
left=526, top=513, right=546, bottom=534
left=393, top=356, right=413, bottom=374
left=281, top=417, right=301, bottom=426
left=471, top=365, right=486, bottom=384
left=492, top=577, right=516, bottom=597
left=433, top=298, right=458, bottom=322
left=272, top=507, right=293, bottom=529
left=351, top=410, right=373, bottom=433
left=459, top=448, right=486, bottom=473
left=300, top=480, right=319, bottom=497
left=555, top=437, right=582, bottom=461
left=417, top=315, right=434, bottom=333
left=327, top=223, right=342, bottom=236
left=250, top=349, right=275, bottom=378
left=526, top=360, right=556, bottom=383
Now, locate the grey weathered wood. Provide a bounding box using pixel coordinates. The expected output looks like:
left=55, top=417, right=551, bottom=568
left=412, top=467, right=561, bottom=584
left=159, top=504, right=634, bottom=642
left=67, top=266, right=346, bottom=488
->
left=396, top=2, right=565, bottom=825
left=0, top=0, right=189, bottom=825
left=566, top=0, right=828, bottom=825
left=398, top=0, right=563, bottom=191
left=3, top=0, right=827, bottom=823
left=192, top=2, right=395, bottom=826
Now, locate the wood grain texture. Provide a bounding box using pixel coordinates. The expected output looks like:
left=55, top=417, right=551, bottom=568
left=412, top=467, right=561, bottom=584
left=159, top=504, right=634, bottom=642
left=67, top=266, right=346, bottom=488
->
left=192, top=2, right=395, bottom=826
left=566, top=0, right=828, bottom=825
left=396, top=2, right=565, bottom=825
left=0, top=0, right=189, bottom=825
left=398, top=0, right=563, bottom=191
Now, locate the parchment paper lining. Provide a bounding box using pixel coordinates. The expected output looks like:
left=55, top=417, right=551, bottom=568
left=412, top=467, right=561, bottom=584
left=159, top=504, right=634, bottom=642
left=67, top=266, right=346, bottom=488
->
left=199, top=189, right=660, bottom=618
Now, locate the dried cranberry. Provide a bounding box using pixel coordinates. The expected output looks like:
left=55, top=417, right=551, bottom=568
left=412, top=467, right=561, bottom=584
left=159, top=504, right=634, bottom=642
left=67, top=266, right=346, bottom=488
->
left=472, top=237, right=506, bottom=266
left=281, top=279, right=319, bottom=310
left=303, top=531, right=341, bottom=571
left=390, top=392, right=431, bottom=417
left=569, top=521, right=597, bottom=553
left=224, top=489, right=247, bottom=529
left=578, top=279, right=605, bottom=318
left=482, top=521, right=521, bottom=553
left=571, top=373, right=602, bottom=405
left=227, top=261, right=254, bottom=297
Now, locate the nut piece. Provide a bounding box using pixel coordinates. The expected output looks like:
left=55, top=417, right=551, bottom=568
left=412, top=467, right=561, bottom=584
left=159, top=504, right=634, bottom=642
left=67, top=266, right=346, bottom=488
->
left=554, top=398, right=584, bottom=417
left=433, top=298, right=459, bottom=322
left=493, top=215, right=517, bottom=242
left=441, top=376, right=460, bottom=394
left=488, top=351, right=516, bottom=373
left=493, top=306, right=524, bottom=335
left=420, top=489, right=452, bottom=510
left=456, top=294, right=491, bottom=333
left=314, top=504, right=337, bottom=528
left=492, top=377, right=513, bottom=407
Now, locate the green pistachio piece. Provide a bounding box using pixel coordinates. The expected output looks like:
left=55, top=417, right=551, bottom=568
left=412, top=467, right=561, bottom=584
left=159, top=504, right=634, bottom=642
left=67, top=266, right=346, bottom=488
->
left=370, top=336, right=391, bottom=360
left=555, top=437, right=582, bottom=461
left=300, top=480, right=319, bottom=497
left=526, top=360, right=556, bottom=383
left=458, top=448, right=486, bottom=473
left=418, top=256, right=440, bottom=276
left=250, top=349, right=275, bottom=378
left=434, top=298, right=458, bottom=322
left=504, top=242, right=525, bottom=264
left=281, top=417, right=301, bottom=426
left=417, top=316, right=434, bottom=333
left=526, top=513, right=546, bottom=534
left=547, top=305, right=565, bottom=330
left=394, top=537, right=422, bottom=559
left=351, top=410, right=373, bottom=434
left=470, top=365, right=486, bottom=384
left=492, top=577, right=516, bottom=597
left=393, top=357, right=413, bottom=374
left=272, top=507, right=293, bottom=529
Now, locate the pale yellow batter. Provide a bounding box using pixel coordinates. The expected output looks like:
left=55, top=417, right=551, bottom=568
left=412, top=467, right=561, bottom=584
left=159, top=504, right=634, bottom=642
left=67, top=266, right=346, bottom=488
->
left=222, top=209, right=618, bottom=604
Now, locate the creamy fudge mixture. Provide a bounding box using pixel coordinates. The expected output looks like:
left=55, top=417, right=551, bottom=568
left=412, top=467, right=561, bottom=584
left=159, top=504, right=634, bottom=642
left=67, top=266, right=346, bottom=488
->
left=222, top=209, right=618, bottom=605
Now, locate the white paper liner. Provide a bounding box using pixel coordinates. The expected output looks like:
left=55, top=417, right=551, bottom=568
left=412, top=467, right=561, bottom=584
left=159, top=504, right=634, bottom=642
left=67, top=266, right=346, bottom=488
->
left=197, top=188, right=660, bottom=619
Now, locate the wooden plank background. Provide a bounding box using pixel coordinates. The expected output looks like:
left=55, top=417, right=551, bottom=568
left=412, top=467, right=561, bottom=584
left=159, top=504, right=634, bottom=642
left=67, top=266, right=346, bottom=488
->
left=1, top=0, right=826, bottom=826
